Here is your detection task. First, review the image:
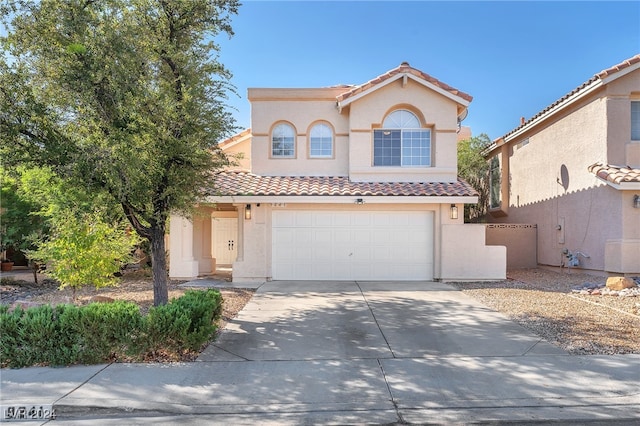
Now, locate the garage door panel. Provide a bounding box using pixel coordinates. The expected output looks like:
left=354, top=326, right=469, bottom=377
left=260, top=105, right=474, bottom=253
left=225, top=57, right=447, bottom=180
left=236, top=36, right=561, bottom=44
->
left=335, top=230, right=352, bottom=244
left=272, top=210, right=433, bottom=281
left=352, top=230, right=371, bottom=244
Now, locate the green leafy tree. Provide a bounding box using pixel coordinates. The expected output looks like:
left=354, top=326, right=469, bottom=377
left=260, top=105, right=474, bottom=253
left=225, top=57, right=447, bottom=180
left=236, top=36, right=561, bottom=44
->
left=0, top=168, right=45, bottom=263
left=29, top=212, right=140, bottom=300
left=0, top=0, right=240, bottom=305
left=457, top=134, right=492, bottom=222
left=2, top=165, right=137, bottom=286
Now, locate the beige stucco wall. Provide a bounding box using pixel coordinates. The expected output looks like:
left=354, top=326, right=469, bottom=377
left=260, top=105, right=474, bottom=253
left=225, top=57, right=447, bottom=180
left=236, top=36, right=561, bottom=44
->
left=485, top=224, right=537, bottom=269
left=347, top=79, right=460, bottom=183
left=248, top=80, right=462, bottom=182
left=168, top=214, right=200, bottom=278
left=441, top=224, right=506, bottom=281
left=249, top=88, right=350, bottom=177
left=223, top=137, right=252, bottom=171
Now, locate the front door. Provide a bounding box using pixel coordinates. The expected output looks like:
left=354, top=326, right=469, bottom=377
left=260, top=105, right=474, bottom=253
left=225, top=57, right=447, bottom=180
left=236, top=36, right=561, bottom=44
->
left=213, top=218, right=238, bottom=265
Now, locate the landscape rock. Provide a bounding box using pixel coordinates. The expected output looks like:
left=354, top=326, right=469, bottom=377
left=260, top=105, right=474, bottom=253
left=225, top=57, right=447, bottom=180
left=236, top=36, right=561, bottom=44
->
left=606, top=277, right=637, bottom=291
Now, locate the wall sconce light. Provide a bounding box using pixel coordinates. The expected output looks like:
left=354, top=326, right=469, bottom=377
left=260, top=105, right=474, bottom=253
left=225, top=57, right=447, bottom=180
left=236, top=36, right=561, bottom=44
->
left=634, top=195, right=640, bottom=209
left=355, top=198, right=364, bottom=205
left=244, top=204, right=251, bottom=220
left=450, top=204, right=459, bottom=220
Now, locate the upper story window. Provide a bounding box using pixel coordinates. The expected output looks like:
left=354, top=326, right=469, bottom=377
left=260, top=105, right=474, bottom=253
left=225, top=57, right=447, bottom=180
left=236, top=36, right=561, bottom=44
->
left=632, top=101, right=640, bottom=141
left=272, top=123, right=295, bottom=158
left=489, top=155, right=501, bottom=209
left=373, top=110, right=431, bottom=166
left=309, top=123, right=333, bottom=158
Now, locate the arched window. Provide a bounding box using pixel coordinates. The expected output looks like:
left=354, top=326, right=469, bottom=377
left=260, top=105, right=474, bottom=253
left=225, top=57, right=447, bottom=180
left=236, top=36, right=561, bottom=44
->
left=309, top=123, right=333, bottom=157
left=271, top=123, right=295, bottom=157
left=373, top=109, right=431, bottom=166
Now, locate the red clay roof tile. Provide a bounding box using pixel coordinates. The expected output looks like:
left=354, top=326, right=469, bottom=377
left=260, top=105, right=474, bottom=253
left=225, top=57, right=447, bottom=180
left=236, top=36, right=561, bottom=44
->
left=588, top=163, right=640, bottom=184
left=210, top=171, right=478, bottom=198
left=336, top=62, right=473, bottom=104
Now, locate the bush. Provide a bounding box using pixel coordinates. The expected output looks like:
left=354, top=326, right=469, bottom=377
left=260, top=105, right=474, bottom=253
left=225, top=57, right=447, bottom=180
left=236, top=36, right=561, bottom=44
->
left=0, top=289, right=222, bottom=368
left=143, top=289, right=223, bottom=353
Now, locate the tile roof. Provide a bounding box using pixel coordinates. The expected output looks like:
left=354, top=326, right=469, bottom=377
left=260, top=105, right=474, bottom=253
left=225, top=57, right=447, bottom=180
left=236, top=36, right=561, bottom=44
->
left=501, top=54, right=640, bottom=141
left=210, top=171, right=478, bottom=198
left=588, top=163, right=640, bottom=185
left=336, top=62, right=473, bottom=104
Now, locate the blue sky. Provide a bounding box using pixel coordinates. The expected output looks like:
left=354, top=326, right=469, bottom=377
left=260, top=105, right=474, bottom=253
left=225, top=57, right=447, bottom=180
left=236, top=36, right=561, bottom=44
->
left=216, top=1, right=640, bottom=140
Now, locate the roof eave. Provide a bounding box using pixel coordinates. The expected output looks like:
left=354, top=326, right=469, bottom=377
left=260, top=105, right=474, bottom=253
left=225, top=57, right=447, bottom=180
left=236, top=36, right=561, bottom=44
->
left=504, top=79, right=603, bottom=143
left=500, top=55, right=640, bottom=143
left=337, top=73, right=471, bottom=113
left=204, top=195, right=478, bottom=204
left=596, top=180, right=640, bottom=191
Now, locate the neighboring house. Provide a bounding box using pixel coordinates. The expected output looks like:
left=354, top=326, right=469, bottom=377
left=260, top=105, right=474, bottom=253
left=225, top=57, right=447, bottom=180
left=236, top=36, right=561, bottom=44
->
left=169, top=62, right=506, bottom=282
left=483, top=54, right=640, bottom=275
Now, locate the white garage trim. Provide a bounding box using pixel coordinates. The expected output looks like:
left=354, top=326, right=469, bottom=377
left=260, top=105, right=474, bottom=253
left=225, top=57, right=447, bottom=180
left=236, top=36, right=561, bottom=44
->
left=272, top=210, right=434, bottom=280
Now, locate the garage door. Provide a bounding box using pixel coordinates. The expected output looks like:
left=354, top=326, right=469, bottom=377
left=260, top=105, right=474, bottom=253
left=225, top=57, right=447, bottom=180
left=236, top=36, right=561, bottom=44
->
left=272, top=210, right=433, bottom=280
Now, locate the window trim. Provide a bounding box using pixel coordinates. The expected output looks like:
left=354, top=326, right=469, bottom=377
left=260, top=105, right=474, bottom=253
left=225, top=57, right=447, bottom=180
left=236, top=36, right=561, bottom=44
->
left=308, top=121, right=334, bottom=159
left=270, top=122, right=296, bottom=159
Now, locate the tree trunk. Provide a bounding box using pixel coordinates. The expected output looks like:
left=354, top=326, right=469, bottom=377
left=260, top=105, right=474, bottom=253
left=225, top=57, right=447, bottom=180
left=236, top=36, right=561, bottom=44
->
left=149, top=224, right=169, bottom=306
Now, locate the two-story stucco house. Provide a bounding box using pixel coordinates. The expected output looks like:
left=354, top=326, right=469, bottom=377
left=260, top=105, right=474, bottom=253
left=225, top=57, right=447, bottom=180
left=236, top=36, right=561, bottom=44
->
left=484, top=54, right=640, bottom=275
left=169, top=62, right=506, bottom=282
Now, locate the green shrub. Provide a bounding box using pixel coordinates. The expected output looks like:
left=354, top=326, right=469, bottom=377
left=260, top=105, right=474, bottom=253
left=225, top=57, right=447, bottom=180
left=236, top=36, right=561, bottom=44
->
left=0, top=289, right=223, bottom=368
left=0, top=306, right=24, bottom=367
left=75, top=301, right=142, bottom=363
left=143, top=289, right=222, bottom=353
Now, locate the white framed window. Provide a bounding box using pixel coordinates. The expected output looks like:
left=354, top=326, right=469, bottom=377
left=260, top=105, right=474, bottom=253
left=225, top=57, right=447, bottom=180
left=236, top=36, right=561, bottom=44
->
left=632, top=101, right=640, bottom=141
left=272, top=123, right=295, bottom=157
left=373, top=110, right=431, bottom=166
left=309, top=123, right=333, bottom=157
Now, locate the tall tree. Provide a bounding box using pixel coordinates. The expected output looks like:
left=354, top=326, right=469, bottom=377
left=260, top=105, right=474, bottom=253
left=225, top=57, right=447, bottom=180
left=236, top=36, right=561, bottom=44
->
left=457, top=134, right=492, bottom=222
left=0, top=0, right=239, bottom=305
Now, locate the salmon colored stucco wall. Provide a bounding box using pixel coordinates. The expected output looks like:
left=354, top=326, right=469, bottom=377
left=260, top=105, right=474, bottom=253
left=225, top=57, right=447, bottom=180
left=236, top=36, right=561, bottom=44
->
left=487, top=68, right=640, bottom=274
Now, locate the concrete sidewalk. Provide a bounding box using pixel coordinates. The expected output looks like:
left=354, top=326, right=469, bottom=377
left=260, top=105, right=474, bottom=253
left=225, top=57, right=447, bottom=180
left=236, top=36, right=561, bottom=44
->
left=1, top=281, right=639, bottom=424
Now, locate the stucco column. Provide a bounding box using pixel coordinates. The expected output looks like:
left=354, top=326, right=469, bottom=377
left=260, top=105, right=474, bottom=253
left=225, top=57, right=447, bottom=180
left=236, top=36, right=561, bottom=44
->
left=168, top=214, right=199, bottom=279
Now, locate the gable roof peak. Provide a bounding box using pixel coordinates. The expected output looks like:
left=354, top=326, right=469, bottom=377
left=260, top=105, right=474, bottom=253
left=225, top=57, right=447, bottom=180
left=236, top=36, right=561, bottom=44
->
left=336, top=63, right=472, bottom=108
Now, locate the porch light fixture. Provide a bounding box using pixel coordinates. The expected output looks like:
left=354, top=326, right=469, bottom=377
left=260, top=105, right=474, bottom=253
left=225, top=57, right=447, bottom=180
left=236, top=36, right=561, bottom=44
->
left=244, top=204, right=251, bottom=220
left=634, top=195, right=640, bottom=209
left=450, top=204, right=459, bottom=220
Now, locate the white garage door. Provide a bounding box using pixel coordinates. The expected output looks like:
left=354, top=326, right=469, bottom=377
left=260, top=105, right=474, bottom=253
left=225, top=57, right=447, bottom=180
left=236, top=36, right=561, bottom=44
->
left=272, top=210, right=433, bottom=280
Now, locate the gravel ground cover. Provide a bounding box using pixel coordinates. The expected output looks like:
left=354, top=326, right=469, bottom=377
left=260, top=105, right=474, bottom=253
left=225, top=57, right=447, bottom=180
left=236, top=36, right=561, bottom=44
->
left=453, top=268, right=640, bottom=355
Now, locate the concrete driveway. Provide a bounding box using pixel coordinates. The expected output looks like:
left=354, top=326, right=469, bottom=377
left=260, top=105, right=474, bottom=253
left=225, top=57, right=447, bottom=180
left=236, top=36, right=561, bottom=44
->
left=3, top=280, right=639, bottom=424
left=199, top=280, right=564, bottom=361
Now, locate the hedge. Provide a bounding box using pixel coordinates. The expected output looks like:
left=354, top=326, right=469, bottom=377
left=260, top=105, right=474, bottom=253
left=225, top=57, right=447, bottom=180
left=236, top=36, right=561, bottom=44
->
left=0, top=289, right=222, bottom=368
